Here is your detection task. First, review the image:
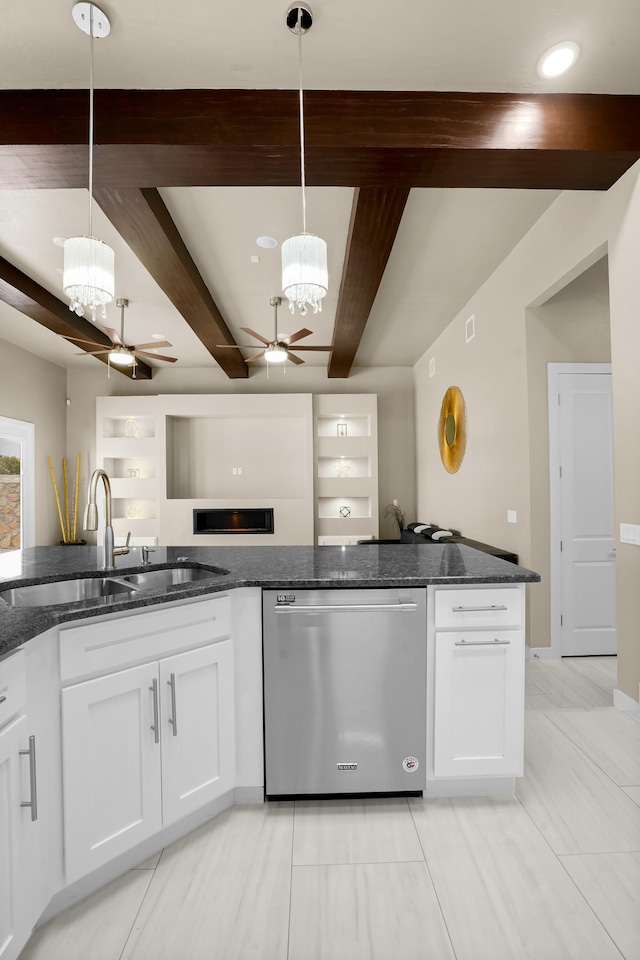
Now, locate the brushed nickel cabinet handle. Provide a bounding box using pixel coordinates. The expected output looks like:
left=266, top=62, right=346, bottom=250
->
left=451, top=604, right=508, bottom=613
left=454, top=638, right=511, bottom=647
left=167, top=673, right=178, bottom=737
left=19, top=735, right=38, bottom=821
left=150, top=678, right=160, bottom=744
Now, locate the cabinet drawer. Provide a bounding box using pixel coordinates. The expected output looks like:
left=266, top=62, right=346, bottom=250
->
left=0, top=648, right=26, bottom=727
left=434, top=586, right=523, bottom=630
left=60, top=595, right=231, bottom=682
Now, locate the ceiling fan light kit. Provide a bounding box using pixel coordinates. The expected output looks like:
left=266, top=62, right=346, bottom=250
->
left=281, top=4, right=328, bottom=317
left=63, top=3, right=115, bottom=321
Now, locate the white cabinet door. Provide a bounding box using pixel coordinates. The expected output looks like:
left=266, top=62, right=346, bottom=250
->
left=433, top=630, right=524, bottom=778
left=62, top=663, right=163, bottom=883
left=160, top=640, right=235, bottom=826
left=0, top=715, right=29, bottom=960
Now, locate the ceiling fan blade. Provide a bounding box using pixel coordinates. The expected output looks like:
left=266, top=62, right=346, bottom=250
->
left=74, top=349, right=112, bottom=356
left=103, top=327, right=123, bottom=346
left=239, top=327, right=271, bottom=346
left=215, top=343, right=263, bottom=349
left=135, top=350, right=178, bottom=363
left=132, top=340, right=173, bottom=351
left=283, top=327, right=313, bottom=345
left=245, top=350, right=266, bottom=362
left=286, top=351, right=305, bottom=365
left=284, top=344, right=334, bottom=351
left=64, top=335, right=108, bottom=347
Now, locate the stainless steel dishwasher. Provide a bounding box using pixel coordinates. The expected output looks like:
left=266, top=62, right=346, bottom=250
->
left=263, top=588, right=427, bottom=798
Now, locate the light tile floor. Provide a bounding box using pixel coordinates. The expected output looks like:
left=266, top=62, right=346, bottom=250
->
left=19, top=656, right=640, bottom=960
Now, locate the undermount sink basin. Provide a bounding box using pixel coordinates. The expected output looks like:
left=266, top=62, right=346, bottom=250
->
left=120, top=566, right=227, bottom=591
left=0, top=577, right=136, bottom=607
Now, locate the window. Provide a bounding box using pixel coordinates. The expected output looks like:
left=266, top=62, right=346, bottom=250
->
left=0, top=416, right=35, bottom=551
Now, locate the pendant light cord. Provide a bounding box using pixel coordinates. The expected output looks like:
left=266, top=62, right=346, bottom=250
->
left=88, top=3, right=95, bottom=238
left=296, top=10, right=307, bottom=235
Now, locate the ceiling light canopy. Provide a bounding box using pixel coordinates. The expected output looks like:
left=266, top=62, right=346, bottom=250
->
left=537, top=41, right=580, bottom=78
left=63, top=3, right=115, bottom=320
left=281, top=4, right=328, bottom=316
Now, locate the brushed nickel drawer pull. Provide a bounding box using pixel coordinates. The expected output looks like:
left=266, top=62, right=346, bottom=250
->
left=451, top=604, right=508, bottom=613
left=455, top=638, right=511, bottom=646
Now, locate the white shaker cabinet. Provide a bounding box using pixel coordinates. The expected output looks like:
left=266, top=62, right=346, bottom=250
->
left=0, top=715, right=30, bottom=960
left=60, top=597, right=235, bottom=883
left=428, top=585, right=525, bottom=784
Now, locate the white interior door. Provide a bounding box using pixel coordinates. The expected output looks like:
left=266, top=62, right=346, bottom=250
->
left=551, top=367, right=615, bottom=656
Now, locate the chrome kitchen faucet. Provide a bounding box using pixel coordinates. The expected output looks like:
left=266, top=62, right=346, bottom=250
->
left=84, top=468, right=130, bottom=570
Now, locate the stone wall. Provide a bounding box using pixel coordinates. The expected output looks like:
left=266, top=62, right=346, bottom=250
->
left=0, top=476, right=20, bottom=550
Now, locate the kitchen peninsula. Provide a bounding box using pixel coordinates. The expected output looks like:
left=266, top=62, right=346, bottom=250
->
left=0, top=543, right=538, bottom=960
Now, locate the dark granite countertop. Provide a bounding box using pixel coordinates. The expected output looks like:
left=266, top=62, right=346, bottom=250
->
left=0, top=543, right=539, bottom=656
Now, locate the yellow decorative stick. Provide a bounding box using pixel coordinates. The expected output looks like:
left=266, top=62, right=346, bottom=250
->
left=47, top=456, right=67, bottom=542
left=62, top=458, right=70, bottom=542
left=72, top=452, right=81, bottom=542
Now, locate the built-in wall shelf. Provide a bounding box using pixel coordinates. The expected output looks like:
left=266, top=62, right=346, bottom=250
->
left=314, top=395, right=378, bottom=544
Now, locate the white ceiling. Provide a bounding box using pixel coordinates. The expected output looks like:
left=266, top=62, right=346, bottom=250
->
left=0, top=0, right=637, bottom=376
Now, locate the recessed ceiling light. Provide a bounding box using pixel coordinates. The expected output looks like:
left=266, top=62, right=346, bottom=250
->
left=256, top=236, right=278, bottom=249
left=150, top=333, right=165, bottom=340
left=537, top=41, right=580, bottom=78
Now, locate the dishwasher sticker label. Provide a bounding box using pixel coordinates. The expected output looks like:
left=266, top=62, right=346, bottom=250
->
left=277, top=594, right=296, bottom=603
left=403, top=756, right=419, bottom=773
left=337, top=763, right=358, bottom=771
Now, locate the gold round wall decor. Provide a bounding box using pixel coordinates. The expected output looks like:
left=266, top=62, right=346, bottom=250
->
left=438, top=386, right=467, bottom=474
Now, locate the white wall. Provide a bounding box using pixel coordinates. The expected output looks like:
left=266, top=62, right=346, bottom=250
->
left=0, top=338, right=67, bottom=545
left=413, top=161, right=640, bottom=704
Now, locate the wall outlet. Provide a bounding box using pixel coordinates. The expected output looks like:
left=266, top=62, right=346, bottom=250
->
left=620, top=523, right=640, bottom=545
left=507, top=510, right=517, bottom=524
left=232, top=467, right=244, bottom=476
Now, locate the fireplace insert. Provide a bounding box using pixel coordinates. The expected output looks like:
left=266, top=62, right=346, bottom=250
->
left=192, top=508, right=274, bottom=535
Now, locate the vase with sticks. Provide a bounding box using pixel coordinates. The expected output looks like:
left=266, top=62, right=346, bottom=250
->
left=47, top=453, right=87, bottom=544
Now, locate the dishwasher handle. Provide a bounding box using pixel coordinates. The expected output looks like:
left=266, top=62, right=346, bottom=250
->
left=274, top=602, right=418, bottom=613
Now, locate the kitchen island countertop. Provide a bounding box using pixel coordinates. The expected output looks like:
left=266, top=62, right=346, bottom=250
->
left=0, top=543, right=539, bottom=655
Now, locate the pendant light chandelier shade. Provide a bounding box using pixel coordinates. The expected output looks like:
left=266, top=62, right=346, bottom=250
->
left=63, top=3, right=115, bottom=321
left=282, top=4, right=328, bottom=316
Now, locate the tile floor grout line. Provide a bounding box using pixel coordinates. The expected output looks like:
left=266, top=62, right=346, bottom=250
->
left=407, top=799, right=460, bottom=960
left=286, top=802, right=297, bottom=960
left=542, top=709, right=640, bottom=792
left=115, top=860, right=160, bottom=960
left=555, top=850, right=628, bottom=960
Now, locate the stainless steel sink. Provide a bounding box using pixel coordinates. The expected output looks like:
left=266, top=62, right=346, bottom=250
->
left=120, top=566, right=226, bottom=591
left=0, top=577, right=137, bottom=607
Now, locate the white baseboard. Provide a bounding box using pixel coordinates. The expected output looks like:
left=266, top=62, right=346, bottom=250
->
left=423, top=777, right=516, bottom=799
left=613, top=687, right=640, bottom=724
left=234, top=786, right=264, bottom=804
left=526, top=646, right=559, bottom=660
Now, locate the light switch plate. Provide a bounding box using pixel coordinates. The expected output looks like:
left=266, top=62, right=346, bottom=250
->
left=507, top=510, right=517, bottom=524
left=620, top=523, right=640, bottom=544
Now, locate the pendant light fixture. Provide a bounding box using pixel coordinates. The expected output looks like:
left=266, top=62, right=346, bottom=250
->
left=63, top=3, right=115, bottom=321
left=281, top=4, right=328, bottom=316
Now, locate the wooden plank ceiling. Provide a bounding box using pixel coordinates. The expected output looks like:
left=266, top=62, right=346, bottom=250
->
left=1, top=89, right=639, bottom=378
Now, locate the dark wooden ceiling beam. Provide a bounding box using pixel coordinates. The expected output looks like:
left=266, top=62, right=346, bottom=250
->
left=329, top=187, right=410, bottom=378
left=93, top=187, right=248, bottom=379
left=0, top=256, right=151, bottom=380
left=1, top=90, right=639, bottom=189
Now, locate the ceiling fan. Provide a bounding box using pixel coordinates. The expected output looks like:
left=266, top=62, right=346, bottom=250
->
left=63, top=298, right=178, bottom=375
left=217, top=296, right=333, bottom=365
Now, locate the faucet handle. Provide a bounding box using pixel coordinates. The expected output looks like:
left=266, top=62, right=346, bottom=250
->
left=113, top=531, right=131, bottom=559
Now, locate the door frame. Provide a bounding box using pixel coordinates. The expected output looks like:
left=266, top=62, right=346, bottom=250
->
left=547, top=362, right=613, bottom=658
left=0, top=415, right=35, bottom=549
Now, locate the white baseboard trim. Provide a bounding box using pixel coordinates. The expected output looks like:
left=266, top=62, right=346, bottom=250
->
left=613, top=688, right=640, bottom=724
left=526, top=646, right=559, bottom=660
left=234, top=786, right=264, bottom=804
left=423, top=776, right=516, bottom=799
